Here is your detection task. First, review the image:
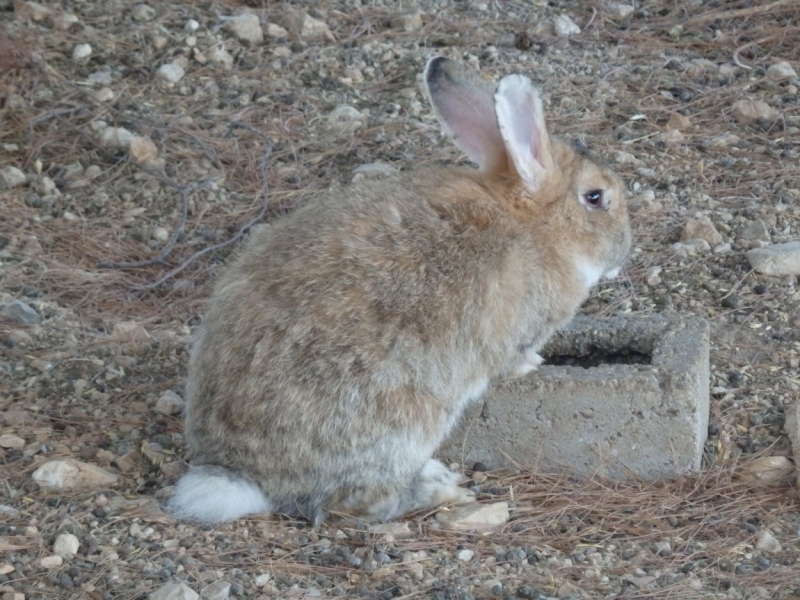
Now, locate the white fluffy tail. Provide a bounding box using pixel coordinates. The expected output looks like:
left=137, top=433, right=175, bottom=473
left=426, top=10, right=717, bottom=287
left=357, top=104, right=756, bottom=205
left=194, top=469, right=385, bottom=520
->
left=167, top=465, right=272, bottom=524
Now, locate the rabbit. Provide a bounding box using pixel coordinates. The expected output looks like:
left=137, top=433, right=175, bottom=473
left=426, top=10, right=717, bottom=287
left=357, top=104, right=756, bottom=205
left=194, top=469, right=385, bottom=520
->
left=167, top=56, right=632, bottom=526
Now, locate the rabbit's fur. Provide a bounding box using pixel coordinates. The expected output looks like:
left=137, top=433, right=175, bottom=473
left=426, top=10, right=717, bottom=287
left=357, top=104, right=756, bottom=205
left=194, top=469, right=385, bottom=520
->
left=168, top=57, right=632, bottom=525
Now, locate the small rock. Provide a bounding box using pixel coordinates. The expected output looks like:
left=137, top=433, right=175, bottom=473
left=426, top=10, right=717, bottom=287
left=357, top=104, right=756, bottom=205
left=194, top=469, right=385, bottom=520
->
left=152, top=227, right=170, bottom=242
left=456, top=549, right=474, bottom=562
left=208, top=45, right=233, bottom=68
left=767, top=61, right=797, bottom=82
left=738, top=219, right=771, bottom=243
left=130, top=136, right=159, bottom=165
left=1, top=592, right=26, bottom=600
left=72, top=43, right=92, bottom=62
left=53, top=533, right=80, bottom=559
left=740, top=456, right=795, bottom=486
left=185, top=19, right=200, bottom=32
left=131, top=3, right=156, bottom=22
left=681, top=216, right=723, bottom=246
left=645, top=266, right=662, bottom=287
left=15, top=0, right=52, bottom=21
left=1, top=166, right=27, bottom=188
left=554, top=14, right=580, bottom=37
left=328, top=105, right=364, bottom=132
left=155, top=390, right=185, bottom=416
left=613, top=150, right=641, bottom=165
left=0, top=434, right=25, bottom=450
left=112, top=321, right=151, bottom=342
left=100, top=127, right=134, bottom=149
left=709, top=133, right=741, bottom=147
left=605, top=2, right=634, bottom=18
left=266, top=23, right=289, bottom=38
left=731, top=99, right=780, bottom=124
left=95, top=87, right=114, bottom=102
left=653, top=540, right=672, bottom=557
left=368, top=521, right=412, bottom=540
left=389, top=12, right=423, bottom=32
left=200, top=580, right=231, bottom=600
left=755, top=530, right=782, bottom=553
left=280, top=8, right=334, bottom=42
left=671, top=239, right=711, bottom=255
left=150, top=583, right=199, bottom=600
left=0, top=300, right=40, bottom=324
left=660, top=129, right=684, bottom=145
left=54, top=13, right=80, bottom=30
left=38, top=555, right=63, bottom=569
left=436, top=501, right=509, bottom=532
left=226, top=13, right=263, bottom=44
left=352, top=162, right=398, bottom=182
left=667, top=113, right=692, bottom=131
left=157, top=62, right=185, bottom=84
left=747, top=242, right=800, bottom=275
left=32, top=459, right=118, bottom=492
left=253, top=574, right=271, bottom=587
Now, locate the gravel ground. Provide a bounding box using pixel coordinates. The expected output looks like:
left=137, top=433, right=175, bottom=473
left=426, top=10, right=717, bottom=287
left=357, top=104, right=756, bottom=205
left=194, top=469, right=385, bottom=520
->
left=1, top=0, right=800, bottom=598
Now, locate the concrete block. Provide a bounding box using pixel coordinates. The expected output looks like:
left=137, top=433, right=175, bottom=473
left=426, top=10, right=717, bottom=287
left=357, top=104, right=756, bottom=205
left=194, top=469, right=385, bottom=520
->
left=438, top=315, right=710, bottom=480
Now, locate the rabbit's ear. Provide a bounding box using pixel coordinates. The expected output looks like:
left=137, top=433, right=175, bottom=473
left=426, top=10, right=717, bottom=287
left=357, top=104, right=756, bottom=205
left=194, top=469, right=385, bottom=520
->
left=494, top=74, right=553, bottom=193
left=424, top=57, right=507, bottom=173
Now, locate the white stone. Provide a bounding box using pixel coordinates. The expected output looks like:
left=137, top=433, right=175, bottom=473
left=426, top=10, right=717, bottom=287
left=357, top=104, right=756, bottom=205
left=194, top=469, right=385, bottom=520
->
left=226, top=13, right=263, bottom=44
left=185, top=19, right=200, bottom=32
left=131, top=4, right=156, bottom=22
left=254, top=574, right=271, bottom=587
left=681, top=215, right=723, bottom=246
left=0, top=434, right=25, bottom=450
left=200, top=580, right=231, bottom=600
left=389, top=12, right=423, bottom=32
left=436, top=501, right=509, bottom=532
left=328, top=105, right=363, bottom=132
left=738, top=219, right=771, bottom=243
left=281, top=9, right=334, bottom=42
left=32, top=459, right=118, bottom=492
left=53, top=533, right=80, bottom=559
left=352, top=162, right=398, bottom=182
left=606, top=3, right=634, bottom=18
left=0, top=300, right=39, bottom=324
left=157, top=62, right=185, bottom=84
left=670, top=239, right=711, bottom=255
left=130, top=136, right=159, bottom=165
left=740, top=456, right=795, bottom=486
left=208, top=45, right=234, bottom=68
left=72, top=43, right=92, bottom=61
left=15, top=0, right=52, bottom=21
left=54, top=13, right=80, bottom=30
left=1, top=166, right=27, bottom=187
left=368, top=522, right=412, bottom=539
left=747, top=242, right=800, bottom=275
left=456, top=549, right=474, bottom=562
left=155, top=390, right=185, bottom=416
left=100, top=127, right=134, bottom=149
left=266, top=23, right=289, bottom=38
left=554, top=14, right=580, bottom=37
left=732, top=99, right=780, bottom=124
left=112, top=321, right=151, bottom=342
left=150, top=583, right=199, bottom=600
left=152, top=227, right=170, bottom=242
left=767, top=61, right=797, bottom=82
left=38, top=555, right=63, bottom=569
left=755, top=530, right=782, bottom=553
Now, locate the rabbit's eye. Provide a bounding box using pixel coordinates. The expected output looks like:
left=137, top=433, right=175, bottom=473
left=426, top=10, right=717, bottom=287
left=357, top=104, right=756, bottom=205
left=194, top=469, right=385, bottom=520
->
left=583, top=190, right=606, bottom=209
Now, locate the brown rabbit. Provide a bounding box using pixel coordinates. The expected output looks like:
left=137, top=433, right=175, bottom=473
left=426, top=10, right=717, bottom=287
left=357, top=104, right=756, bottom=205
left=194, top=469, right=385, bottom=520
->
left=167, top=56, right=632, bottom=525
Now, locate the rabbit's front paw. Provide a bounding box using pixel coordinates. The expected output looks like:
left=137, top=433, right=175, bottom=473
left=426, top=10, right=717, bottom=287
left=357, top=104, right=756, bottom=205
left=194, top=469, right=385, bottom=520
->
left=511, top=348, right=544, bottom=377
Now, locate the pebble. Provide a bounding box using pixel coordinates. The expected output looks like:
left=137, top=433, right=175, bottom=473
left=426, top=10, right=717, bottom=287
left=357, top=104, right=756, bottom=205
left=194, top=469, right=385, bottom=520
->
left=280, top=8, right=334, bottom=42
left=72, top=43, right=92, bottom=62
left=605, top=2, right=634, bottom=18
left=53, top=533, right=80, bottom=559
left=1, top=300, right=40, bottom=324
left=200, top=581, right=230, bottom=600
left=152, top=227, right=170, bottom=242
left=225, top=13, right=263, bottom=44
left=0, top=434, right=25, bottom=450
left=1, top=166, right=27, bottom=188
left=38, top=555, right=63, bottom=569
left=389, top=12, right=423, bottom=32
left=681, top=215, right=723, bottom=246
left=666, top=112, right=691, bottom=131
left=731, top=99, right=780, bottom=124
left=253, top=574, right=271, bottom=587
left=100, top=126, right=134, bottom=149
left=54, top=13, right=79, bottom=30
left=155, top=390, right=185, bottom=415
left=32, top=458, right=119, bottom=492
left=738, top=219, right=771, bottom=243
left=131, top=3, right=156, bottom=22
left=266, top=23, right=289, bottom=38
left=208, top=45, right=234, bottom=68
left=652, top=540, right=671, bottom=557
left=436, top=501, right=509, bottom=532
left=157, top=62, right=186, bottom=84
left=645, top=266, right=662, bottom=287
left=15, top=0, right=51, bottom=21
left=671, top=239, right=711, bottom=255
left=755, top=530, right=782, bottom=553
left=456, top=549, right=474, bottom=562
left=150, top=582, right=199, bottom=600
left=328, top=105, right=364, bottom=132
left=368, top=521, right=412, bottom=540
left=746, top=242, right=800, bottom=275
left=95, top=87, right=114, bottom=102
left=112, top=321, right=151, bottom=342
left=554, top=14, right=580, bottom=37
left=185, top=19, right=199, bottom=32
left=767, top=61, right=797, bottom=82
left=130, top=136, right=159, bottom=165
left=740, top=456, right=795, bottom=486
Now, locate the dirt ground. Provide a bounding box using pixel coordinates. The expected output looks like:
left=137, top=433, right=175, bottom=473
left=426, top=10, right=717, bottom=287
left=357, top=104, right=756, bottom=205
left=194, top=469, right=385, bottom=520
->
left=2, top=0, right=800, bottom=598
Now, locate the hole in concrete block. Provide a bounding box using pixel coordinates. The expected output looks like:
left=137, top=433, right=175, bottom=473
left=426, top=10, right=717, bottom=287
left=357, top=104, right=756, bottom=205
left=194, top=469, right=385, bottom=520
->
left=543, top=346, right=652, bottom=368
